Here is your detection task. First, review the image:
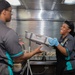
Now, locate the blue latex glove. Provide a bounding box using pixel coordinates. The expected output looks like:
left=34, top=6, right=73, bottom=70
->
left=53, top=38, right=59, bottom=46
left=48, top=37, right=55, bottom=46
left=48, top=37, right=59, bottom=46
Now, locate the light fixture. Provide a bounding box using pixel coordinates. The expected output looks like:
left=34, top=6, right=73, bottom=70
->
left=6, top=0, right=21, bottom=6
left=64, top=0, right=75, bottom=5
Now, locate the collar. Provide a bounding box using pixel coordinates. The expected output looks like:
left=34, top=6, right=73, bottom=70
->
left=59, top=34, right=70, bottom=43
left=0, top=20, right=6, bottom=25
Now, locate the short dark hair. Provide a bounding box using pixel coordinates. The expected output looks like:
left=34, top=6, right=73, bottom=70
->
left=64, top=20, right=75, bottom=37
left=0, top=0, right=11, bottom=13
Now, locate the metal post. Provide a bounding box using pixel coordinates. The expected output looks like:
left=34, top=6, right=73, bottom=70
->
left=20, top=39, right=33, bottom=75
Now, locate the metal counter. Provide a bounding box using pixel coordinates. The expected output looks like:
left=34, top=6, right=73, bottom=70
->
left=30, top=60, right=57, bottom=66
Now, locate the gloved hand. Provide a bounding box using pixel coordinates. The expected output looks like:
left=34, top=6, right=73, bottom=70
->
left=48, top=37, right=59, bottom=46
left=48, top=37, right=55, bottom=46
left=53, top=38, right=59, bottom=46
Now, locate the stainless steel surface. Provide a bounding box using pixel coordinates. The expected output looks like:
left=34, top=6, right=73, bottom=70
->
left=17, top=9, right=74, bottom=21
left=16, top=21, right=61, bottom=38
left=19, top=0, right=75, bottom=21
left=30, top=61, right=56, bottom=65
left=20, top=0, right=75, bottom=11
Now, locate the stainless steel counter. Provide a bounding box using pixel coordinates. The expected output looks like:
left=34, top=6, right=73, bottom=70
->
left=30, top=60, right=57, bottom=65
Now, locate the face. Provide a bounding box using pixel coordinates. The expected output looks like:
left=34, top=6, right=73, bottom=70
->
left=60, top=23, right=71, bottom=35
left=5, top=7, right=12, bottom=22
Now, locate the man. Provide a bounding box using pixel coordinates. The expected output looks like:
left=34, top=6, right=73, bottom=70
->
left=0, top=0, right=42, bottom=75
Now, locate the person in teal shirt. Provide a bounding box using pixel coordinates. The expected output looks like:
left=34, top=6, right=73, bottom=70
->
left=0, top=0, right=42, bottom=75
left=48, top=21, right=75, bottom=75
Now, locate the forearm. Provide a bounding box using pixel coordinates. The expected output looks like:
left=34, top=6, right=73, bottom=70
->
left=22, top=50, right=37, bottom=60
left=13, top=50, right=37, bottom=63
left=13, top=46, right=42, bottom=63
left=57, top=44, right=68, bottom=56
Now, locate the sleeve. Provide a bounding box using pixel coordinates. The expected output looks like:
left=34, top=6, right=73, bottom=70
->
left=65, top=37, right=74, bottom=55
left=4, top=29, right=24, bottom=58
left=74, top=37, right=75, bottom=50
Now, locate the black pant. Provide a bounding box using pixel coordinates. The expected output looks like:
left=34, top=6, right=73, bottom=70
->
left=63, top=70, right=75, bottom=75
left=56, top=61, right=66, bottom=75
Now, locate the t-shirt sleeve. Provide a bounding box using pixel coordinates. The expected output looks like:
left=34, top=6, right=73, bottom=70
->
left=74, top=37, right=75, bottom=50
left=65, top=37, right=74, bottom=55
left=4, top=29, right=24, bottom=58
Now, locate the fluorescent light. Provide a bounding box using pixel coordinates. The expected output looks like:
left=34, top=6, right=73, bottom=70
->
left=64, top=0, right=75, bottom=5
left=6, top=0, right=21, bottom=6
